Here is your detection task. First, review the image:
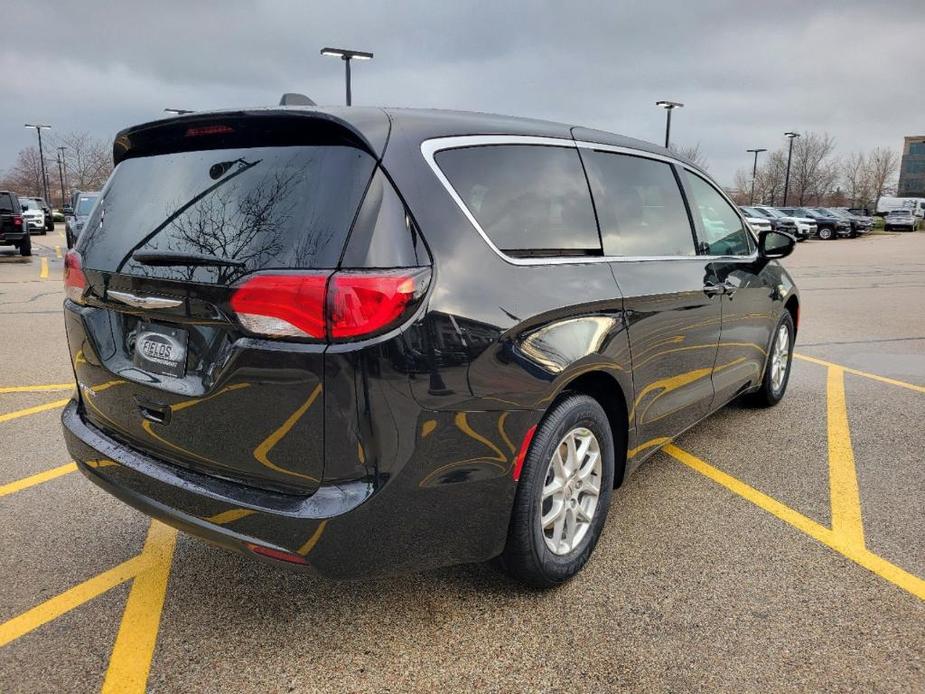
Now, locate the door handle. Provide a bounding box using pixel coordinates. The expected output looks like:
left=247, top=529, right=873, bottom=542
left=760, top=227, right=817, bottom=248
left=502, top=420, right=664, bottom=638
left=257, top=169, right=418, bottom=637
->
left=722, top=282, right=739, bottom=297
left=702, top=283, right=725, bottom=297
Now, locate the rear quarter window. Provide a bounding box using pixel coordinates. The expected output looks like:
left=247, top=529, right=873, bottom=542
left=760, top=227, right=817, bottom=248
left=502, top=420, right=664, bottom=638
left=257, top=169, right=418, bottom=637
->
left=580, top=150, right=696, bottom=257
left=78, top=145, right=377, bottom=284
left=434, top=144, right=600, bottom=256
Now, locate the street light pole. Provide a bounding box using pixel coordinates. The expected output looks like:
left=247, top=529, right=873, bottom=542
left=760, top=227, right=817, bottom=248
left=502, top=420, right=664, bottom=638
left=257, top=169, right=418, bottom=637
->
left=782, top=132, right=800, bottom=207
left=655, top=101, right=684, bottom=149
left=321, top=47, right=374, bottom=106
left=56, top=146, right=67, bottom=208
left=746, top=148, right=767, bottom=205
left=24, top=124, right=51, bottom=202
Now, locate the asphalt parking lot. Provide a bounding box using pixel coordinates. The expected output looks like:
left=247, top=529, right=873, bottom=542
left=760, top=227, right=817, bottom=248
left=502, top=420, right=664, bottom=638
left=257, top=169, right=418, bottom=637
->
left=1, top=227, right=923, bottom=692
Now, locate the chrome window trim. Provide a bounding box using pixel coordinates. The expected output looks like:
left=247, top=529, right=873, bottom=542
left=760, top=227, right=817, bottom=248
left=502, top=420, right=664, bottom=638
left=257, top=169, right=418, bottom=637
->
left=420, top=134, right=758, bottom=266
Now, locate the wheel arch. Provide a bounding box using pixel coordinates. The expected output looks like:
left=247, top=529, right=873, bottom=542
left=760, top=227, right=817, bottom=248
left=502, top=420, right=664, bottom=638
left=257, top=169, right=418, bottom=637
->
left=556, top=370, right=629, bottom=488
left=784, top=294, right=799, bottom=337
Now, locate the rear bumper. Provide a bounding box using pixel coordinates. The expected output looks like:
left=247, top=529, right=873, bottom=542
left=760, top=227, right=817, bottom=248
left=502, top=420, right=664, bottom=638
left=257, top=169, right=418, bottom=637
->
left=0, top=232, right=28, bottom=244
left=62, top=399, right=518, bottom=578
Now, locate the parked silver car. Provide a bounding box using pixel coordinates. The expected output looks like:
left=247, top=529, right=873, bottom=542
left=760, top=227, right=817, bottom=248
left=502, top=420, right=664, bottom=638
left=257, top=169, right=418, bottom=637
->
left=884, top=210, right=918, bottom=231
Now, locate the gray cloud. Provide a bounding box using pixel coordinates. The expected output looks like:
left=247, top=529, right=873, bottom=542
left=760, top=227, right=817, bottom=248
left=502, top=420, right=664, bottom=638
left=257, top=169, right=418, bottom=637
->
left=4, top=0, right=924, bottom=186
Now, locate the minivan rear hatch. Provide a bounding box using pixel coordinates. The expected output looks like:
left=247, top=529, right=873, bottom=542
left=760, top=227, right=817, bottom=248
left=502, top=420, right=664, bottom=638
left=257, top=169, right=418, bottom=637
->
left=65, top=113, right=383, bottom=494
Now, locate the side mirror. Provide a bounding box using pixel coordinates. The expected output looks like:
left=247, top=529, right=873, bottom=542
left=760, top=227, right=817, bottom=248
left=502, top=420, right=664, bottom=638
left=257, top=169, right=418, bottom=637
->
left=758, top=230, right=796, bottom=260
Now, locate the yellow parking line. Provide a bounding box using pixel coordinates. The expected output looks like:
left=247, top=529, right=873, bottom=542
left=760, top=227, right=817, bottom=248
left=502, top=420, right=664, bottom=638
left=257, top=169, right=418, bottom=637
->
left=0, top=383, right=72, bottom=394
left=39, top=257, right=48, bottom=279
left=206, top=508, right=256, bottom=525
left=826, top=367, right=865, bottom=547
left=665, top=444, right=925, bottom=601
left=297, top=520, right=328, bottom=556
left=55, top=245, right=62, bottom=259
left=0, top=462, right=77, bottom=497
left=0, top=554, right=147, bottom=647
left=0, top=398, right=70, bottom=424
left=795, top=353, right=925, bottom=394
left=102, top=522, right=178, bottom=694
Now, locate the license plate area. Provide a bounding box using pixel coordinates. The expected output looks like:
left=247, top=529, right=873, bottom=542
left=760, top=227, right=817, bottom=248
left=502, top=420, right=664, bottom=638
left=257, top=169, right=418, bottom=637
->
left=133, top=322, right=189, bottom=378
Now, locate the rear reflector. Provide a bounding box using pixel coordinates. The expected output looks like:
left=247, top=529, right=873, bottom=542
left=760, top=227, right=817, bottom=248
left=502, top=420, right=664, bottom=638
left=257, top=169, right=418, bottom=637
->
left=63, top=250, right=87, bottom=304
left=231, top=268, right=430, bottom=342
left=244, top=543, right=309, bottom=565
left=512, top=424, right=538, bottom=481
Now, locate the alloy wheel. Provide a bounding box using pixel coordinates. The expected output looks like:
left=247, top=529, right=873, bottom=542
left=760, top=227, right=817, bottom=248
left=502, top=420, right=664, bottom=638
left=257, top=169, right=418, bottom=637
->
left=540, top=427, right=602, bottom=555
left=770, top=322, right=791, bottom=394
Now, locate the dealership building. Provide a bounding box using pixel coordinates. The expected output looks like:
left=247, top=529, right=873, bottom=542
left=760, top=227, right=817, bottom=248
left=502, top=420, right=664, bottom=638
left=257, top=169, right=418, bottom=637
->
left=898, top=136, right=925, bottom=197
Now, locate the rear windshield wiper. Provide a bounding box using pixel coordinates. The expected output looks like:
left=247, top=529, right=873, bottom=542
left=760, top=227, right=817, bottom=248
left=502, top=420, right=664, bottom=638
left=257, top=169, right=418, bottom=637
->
left=131, top=250, right=245, bottom=267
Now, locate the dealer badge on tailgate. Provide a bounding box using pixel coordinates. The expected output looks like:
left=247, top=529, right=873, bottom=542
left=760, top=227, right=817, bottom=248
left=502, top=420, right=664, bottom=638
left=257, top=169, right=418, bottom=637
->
left=133, top=323, right=189, bottom=378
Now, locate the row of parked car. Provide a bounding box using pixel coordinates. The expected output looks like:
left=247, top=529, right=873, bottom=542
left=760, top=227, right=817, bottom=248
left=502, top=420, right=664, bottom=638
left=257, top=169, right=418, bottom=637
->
left=0, top=189, right=100, bottom=256
left=737, top=205, right=897, bottom=241
left=741, top=204, right=921, bottom=240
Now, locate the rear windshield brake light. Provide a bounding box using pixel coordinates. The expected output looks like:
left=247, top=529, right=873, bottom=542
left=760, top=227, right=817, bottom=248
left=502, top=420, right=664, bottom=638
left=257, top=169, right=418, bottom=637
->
left=185, top=124, right=235, bottom=137
left=230, top=268, right=430, bottom=342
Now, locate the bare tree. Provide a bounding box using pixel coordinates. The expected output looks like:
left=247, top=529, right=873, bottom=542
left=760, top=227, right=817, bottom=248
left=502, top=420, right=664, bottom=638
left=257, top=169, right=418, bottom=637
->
left=669, top=142, right=709, bottom=171
left=788, top=132, right=838, bottom=205
left=1, top=131, right=113, bottom=206
left=52, top=131, right=112, bottom=194
left=864, top=146, right=900, bottom=203
left=0, top=147, right=45, bottom=199
left=734, top=150, right=788, bottom=205
left=841, top=151, right=871, bottom=208
left=731, top=169, right=751, bottom=204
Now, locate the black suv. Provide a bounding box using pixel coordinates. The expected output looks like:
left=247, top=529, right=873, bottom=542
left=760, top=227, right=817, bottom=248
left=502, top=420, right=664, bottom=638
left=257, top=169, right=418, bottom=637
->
left=779, top=206, right=850, bottom=240
left=0, top=191, right=31, bottom=256
left=61, top=108, right=799, bottom=586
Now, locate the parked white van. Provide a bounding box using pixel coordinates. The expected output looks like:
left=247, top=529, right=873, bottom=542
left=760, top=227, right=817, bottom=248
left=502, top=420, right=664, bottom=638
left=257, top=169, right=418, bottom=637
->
left=876, top=196, right=925, bottom=218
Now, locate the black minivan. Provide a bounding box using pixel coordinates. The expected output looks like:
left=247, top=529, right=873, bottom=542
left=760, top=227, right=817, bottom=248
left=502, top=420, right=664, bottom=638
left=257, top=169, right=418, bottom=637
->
left=62, top=106, right=799, bottom=587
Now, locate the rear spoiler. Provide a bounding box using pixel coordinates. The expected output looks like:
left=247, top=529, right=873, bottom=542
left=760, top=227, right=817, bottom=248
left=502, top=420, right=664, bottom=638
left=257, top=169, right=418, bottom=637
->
left=113, top=108, right=391, bottom=165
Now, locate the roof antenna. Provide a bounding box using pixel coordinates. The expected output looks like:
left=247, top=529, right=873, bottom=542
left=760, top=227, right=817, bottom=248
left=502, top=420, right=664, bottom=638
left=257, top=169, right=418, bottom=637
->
left=279, top=92, right=316, bottom=106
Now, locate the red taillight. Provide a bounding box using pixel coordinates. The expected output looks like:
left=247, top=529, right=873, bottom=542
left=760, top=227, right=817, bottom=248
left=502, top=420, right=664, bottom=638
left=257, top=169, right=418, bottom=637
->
left=13, top=215, right=22, bottom=226
left=230, top=273, right=329, bottom=339
left=230, top=268, right=430, bottom=341
left=244, top=543, right=308, bottom=565
left=63, top=250, right=87, bottom=304
left=185, top=124, right=234, bottom=137
left=329, top=269, right=429, bottom=339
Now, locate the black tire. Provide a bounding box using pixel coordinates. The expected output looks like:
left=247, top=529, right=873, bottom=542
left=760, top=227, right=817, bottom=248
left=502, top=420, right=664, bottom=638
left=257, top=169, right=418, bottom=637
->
left=500, top=394, right=616, bottom=588
left=747, top=311, right=794, bottom=408
left=818, top=227, right=834, bottom=240
left=19, top=235, right=32, bottom=257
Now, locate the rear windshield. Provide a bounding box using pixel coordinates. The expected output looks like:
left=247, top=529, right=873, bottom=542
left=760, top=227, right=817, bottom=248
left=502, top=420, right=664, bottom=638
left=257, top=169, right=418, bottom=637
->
left=78, top=145, right=376, bottom=283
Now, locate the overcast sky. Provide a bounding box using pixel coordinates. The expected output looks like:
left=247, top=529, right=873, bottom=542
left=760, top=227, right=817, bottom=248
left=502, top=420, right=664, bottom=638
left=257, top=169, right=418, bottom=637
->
left=4, top=0, right=924, bottom=186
